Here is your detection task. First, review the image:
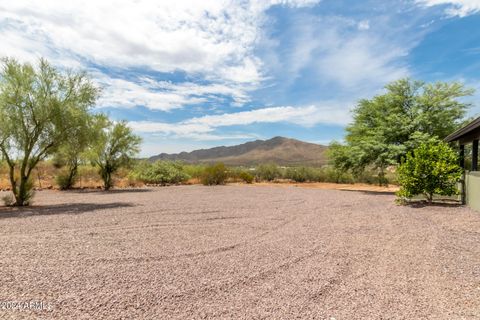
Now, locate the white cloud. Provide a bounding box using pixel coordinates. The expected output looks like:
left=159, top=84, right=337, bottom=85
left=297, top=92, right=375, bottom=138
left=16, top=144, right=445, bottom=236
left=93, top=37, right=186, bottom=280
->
left=0, top=0, right=320, bottom=83
left=97, top=77, right=203, bottom=111
left=0, top=0, right=322, bottom=110
left=357, top=20, right=370, bottom=30
left=95, top=74, right=252, bottom=111
left=316, top=34, right=409, bottom=89
left=417, top=0, right=480, bottom=17
left=263, top=15, right=411, bottom=94
left=130, top=103, right=351, bottom=139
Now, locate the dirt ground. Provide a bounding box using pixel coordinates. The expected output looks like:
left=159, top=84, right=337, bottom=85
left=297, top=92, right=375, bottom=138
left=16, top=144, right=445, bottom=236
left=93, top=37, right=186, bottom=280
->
left=0, top=185, right=479, bottom=319
left=247, top=181, right=400, bottom=193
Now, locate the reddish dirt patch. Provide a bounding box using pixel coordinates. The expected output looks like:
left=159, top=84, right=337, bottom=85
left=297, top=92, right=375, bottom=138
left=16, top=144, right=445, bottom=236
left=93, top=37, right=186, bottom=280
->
left=0, top=186, right=479, bottom=319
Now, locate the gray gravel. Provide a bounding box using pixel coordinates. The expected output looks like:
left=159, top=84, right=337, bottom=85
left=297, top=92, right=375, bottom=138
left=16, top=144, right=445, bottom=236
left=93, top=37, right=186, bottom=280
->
left=0, top=185, right=479, bottom=319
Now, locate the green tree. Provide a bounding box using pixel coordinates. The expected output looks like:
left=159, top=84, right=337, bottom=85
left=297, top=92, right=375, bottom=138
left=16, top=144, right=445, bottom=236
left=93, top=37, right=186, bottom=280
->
left=397, top=140, right=462, bottom=203
left=54, top=113, right=100, bottom=189
left=0, top=58, right=98, bottom=205
left=90, top=120, right=141, bottom=190
left=328, top=142, right=361, bottom=174
left=330, top=78, right=473, bottom=183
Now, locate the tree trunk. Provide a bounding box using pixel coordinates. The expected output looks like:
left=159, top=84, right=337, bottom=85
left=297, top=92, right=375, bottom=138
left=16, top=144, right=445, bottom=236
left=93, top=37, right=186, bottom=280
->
left=378, top=165, right=388, bottom=187
left=103, top=170, right=112, bottom=190
left=14, top=156, right=38, bottom=206
left=14, top=174, right=32, bottom=206
left=65, top=162, right=78, bottom=189
left=105, top=172, right=111, bottom=190
left=426, top=193, right=433, bottom=204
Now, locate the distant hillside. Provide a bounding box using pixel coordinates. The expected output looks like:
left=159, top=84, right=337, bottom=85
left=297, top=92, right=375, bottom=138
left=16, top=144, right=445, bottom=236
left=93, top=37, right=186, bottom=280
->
left=149, top=136, right=328, bottom=166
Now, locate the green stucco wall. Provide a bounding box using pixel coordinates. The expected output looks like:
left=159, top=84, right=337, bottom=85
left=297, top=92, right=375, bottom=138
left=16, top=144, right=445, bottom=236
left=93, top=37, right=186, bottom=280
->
left=465, top=172, right=480, bottom=212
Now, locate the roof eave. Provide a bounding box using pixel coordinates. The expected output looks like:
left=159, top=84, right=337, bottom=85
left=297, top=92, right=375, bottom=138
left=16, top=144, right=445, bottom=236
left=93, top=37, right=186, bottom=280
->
left=444, top=117, right=480, bottom=143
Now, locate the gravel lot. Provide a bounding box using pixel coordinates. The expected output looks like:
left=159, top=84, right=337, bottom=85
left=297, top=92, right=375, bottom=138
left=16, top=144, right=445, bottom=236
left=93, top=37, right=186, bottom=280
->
left=1, top=185, right=479, bottom=319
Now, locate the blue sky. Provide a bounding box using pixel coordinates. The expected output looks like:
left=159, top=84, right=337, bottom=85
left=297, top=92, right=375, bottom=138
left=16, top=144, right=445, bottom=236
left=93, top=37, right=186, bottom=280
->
left=1, top=0, right=479, bottom=156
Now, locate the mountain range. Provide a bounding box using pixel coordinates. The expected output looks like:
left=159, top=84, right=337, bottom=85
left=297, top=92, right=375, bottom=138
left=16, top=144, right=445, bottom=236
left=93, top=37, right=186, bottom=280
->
left=149, top=136, right=328, bottom=166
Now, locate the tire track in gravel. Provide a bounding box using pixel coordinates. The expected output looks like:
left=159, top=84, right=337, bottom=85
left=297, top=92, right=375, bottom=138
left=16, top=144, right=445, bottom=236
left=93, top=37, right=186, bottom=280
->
left=4, top=202, right=305, bottom=267
left=157, top=243, right=328, bottom=303
left=75, top=216, right=300, bottom=265
left=303, top=254, right=353, bottom=305
left=2, top=187, right=480, bottom=320
left=0, top=194, right=307, bottom=237
left=333, top=206, right=447, bottom=318
left=0, top=208, right=240, bottom=236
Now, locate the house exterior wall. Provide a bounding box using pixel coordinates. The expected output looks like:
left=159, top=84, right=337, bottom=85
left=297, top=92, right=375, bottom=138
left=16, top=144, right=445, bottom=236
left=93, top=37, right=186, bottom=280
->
left=465, top=171, right=480, bottom=212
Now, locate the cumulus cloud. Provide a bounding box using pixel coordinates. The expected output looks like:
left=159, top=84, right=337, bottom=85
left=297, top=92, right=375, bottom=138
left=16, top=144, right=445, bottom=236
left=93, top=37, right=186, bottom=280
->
left=417, top=0, right=480, bottom=17
left=0, top=1, right=320, bottom=84
left=0, top=0, right=323, bottom=111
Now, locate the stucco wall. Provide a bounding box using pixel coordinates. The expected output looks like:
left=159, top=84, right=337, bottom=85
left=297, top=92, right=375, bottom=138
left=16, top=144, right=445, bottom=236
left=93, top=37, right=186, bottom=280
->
left=465, top=172, right=480, bottom=212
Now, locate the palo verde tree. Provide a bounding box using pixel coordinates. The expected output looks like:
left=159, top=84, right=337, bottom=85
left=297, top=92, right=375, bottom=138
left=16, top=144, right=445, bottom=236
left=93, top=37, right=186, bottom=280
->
left=54, top=112, right=99, bottom=190
left=397, top=139, right=462, bottom=203
left=329, top=78, right=473, bottom=185
left=90, top=119, right=141, bottom=190
left=0, top=58, right=99, bottom=206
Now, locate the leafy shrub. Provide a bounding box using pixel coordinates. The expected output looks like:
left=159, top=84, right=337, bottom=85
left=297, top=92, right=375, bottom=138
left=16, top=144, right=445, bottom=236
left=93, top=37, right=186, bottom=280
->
left=255, top=163, right=281, bottom=181
left=284, top=166, right=322, bottom=182
left=228, top=168, right=255, bottom=184
left=320, top=166, right=355, bottom=184
left=133, top=161, right=190, bottom=185
left=238, top=171, right=254, bottom=184
left=397, top=140, right=462, bottom=203
left=201, top=163, right=228, bottom=185
left=353, top=169, right=396, bottom=186
left=183, top=164, right=206, bottom=179
left=55, top=170, right=78, bottom=190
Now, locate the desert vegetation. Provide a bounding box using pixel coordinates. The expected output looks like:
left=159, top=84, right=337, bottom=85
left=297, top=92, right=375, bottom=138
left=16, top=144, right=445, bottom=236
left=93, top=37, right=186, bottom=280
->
left=0, top=57, right=474, bottom=206
left=131, top=160, right=191, bottom=185
left=329, top=78, right=472, bottom=202
left=397, top=139, right=463, bottom=203
left=0, top=159, right=395, bottom=192
left=89, top=119, right=141, bottom=190
left=0, top=58, right=141, bottom=205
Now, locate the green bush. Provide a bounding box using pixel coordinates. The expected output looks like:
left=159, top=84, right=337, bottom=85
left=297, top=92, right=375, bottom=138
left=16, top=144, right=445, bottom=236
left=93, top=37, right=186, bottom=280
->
left=255, top=163, right=281, bottom=181
left=228, top=167, right=255, bottom=184
left=183, top=164, right=206, bottom=179
left=238, top=171, right=254, bottom=184
left=353, top=169, right=396, bottom=186
left=284, top=166, right=322, bottom=182
left=132, top=161, right=190, bottom=185
left=201, top=163, right=228, bottom=185
left=55, top=171, right=78, bottom=190
left=320, top=166, right=355, bottom=184
left=397, top=140, right=462, bottom=203
left=254, top=164, right=359, bottom=184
